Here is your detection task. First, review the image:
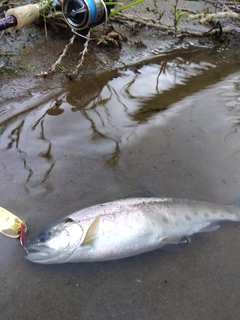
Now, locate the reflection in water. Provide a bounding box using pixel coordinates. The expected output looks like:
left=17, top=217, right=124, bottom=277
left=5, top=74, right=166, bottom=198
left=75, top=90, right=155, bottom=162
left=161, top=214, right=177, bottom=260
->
left=0, top=48, right=239, bottom=195
left=156, top=61, right=168, bottom=94
left=0, top=99, right=61, bottom=194
left=5, top=119, right=33, bottom=190
left=63, top=56, right=218, bottom=164
left=66, top=78, right=130, bottom=167
left=221, top=75, right=240, bottom=142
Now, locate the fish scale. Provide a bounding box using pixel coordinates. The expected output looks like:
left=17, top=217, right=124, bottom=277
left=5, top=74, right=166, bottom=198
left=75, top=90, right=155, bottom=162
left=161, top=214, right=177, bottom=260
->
left=25, top=198, right=240, bottom=264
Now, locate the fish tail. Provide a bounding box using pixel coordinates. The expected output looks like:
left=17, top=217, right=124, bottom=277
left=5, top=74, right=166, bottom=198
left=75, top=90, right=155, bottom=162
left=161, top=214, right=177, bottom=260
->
left=221, top=204, right=240, bottom=222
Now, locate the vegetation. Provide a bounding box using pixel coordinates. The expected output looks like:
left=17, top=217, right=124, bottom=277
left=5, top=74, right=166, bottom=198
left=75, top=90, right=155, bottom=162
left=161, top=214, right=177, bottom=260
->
left=172, top=0, right=185, bottom=37
left=106, top=0, right=145, bottom=17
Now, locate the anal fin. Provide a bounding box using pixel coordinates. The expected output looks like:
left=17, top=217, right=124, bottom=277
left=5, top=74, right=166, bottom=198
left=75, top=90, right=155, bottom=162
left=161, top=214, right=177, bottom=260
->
left=198, top=222, right=220, bottom=233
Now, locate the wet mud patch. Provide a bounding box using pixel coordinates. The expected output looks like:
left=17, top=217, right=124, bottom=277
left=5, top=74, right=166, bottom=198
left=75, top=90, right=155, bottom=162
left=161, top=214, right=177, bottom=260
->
left=1, top=0, right=240, bottom=108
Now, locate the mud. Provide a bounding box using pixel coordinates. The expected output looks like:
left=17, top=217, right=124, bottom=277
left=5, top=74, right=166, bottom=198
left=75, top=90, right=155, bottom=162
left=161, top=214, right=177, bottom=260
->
left=1, top=0, right=239, bottom=110
left=1, top=2, right=240, bottom=319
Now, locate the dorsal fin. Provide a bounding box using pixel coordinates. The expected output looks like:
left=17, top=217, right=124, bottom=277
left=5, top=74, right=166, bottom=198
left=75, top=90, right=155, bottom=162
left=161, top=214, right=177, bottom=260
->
left=81, top=215, right=101, bottom=246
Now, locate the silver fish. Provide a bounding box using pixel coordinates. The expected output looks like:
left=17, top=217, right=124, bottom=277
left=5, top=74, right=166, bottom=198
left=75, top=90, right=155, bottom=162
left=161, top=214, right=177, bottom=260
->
left=25, top=198, right=240, bottom=264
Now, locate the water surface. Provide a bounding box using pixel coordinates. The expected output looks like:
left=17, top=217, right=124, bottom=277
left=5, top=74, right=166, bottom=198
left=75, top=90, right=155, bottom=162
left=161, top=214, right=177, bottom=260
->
left=1, top=46, right=240, bottom=319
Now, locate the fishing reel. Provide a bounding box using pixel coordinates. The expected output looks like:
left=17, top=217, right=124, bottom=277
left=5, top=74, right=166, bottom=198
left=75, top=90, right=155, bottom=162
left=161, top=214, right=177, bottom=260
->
left=62, top=0, right=114, bottom=39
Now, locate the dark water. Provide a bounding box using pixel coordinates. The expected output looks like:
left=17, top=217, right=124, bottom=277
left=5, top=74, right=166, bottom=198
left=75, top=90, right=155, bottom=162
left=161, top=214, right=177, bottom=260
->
left=1, top=46, right=240, bottom=319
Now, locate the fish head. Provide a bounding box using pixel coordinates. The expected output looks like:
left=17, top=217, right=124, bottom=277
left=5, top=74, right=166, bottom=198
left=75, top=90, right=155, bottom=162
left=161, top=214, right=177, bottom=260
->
left=25, top=218, right=83, bottom=264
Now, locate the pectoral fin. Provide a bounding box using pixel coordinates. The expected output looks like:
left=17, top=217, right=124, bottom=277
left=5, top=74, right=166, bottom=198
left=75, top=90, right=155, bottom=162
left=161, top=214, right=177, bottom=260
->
left=161, top=236, right=184, bottom=245
left=81, top=215, right=101, bottom=246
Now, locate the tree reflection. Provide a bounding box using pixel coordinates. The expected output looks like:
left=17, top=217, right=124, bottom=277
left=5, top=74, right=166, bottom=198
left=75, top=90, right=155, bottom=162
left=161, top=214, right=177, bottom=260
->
left=5, top=119, right=34, bottom=192
left=65, top=75, right=131, bottom=167
left=2, top=47, right=236, bottom=196
left=0, top=99, right=62, bottom=194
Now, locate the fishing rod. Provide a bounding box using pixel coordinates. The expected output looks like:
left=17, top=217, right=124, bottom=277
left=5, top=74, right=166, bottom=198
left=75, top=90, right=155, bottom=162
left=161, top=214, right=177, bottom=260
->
left=0, top=3, right=40, bottom=31
left=0, top=0, right=114, bottom=39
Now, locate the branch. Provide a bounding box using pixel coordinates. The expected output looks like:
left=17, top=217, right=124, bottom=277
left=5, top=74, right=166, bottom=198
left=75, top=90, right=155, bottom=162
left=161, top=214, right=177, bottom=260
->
left=111, top=13, right=205, bottom=37
left=67, top=32, right=90, bottom=79
left=110, top=13, right=175, bottom=33
left=187, top=9, right=240, bottom=24
left=35, top=35, right=76, bottom=76
left=50, top=35, right=76, bottom=72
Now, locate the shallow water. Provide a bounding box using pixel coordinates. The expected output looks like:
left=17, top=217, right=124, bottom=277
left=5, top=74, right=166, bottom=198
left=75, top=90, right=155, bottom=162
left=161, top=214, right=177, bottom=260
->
left=1, top=46, right=240, bottom=319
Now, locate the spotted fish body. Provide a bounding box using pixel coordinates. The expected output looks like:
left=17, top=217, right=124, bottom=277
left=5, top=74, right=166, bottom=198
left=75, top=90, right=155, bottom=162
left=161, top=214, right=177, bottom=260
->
left=26, top=198, right=240, bottom=264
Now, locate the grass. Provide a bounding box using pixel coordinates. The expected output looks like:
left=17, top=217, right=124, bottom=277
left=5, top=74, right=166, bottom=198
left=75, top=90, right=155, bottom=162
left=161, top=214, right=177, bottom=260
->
left=106, top=0, right=145, bottom=17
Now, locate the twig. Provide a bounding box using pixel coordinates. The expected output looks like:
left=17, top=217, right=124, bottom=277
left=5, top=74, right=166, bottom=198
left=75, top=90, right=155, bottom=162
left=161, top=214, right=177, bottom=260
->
left=67, top=31, right=90, bottom=79
left=43, top=16, right=48, bottom=40
left=111, top=12, right=173, bottom=32
left=50, top=34, right=76, bottom=71
left=111, top=12, right=235, bottom=37
left=205, top=0, right=240, bottom=4
left=35, top=34, right=76, bottom=76
left=188, top=8, right=240, bottom=23
left=203, top=20, right=223, bottom=36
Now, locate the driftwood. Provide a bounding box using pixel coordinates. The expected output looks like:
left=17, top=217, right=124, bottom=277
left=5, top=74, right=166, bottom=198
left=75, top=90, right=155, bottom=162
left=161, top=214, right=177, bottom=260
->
left=111, top=13, right=221, bottom=37
left=111, top=13, right=186, bottom=36
left=187, top=8, right=240, bottom=24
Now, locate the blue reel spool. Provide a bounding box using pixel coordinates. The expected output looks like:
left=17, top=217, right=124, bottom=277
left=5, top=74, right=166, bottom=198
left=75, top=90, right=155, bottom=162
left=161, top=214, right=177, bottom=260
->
left=62, top=0, right=108, bottom=31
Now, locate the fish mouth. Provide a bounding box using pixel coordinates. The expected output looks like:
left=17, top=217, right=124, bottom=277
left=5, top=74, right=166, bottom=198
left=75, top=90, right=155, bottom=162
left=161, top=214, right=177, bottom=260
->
left=27, top=248, right=41, bottom=254
left=25, top=219, right=83, bottom=264
left=25, top=244, right=53, bottom=263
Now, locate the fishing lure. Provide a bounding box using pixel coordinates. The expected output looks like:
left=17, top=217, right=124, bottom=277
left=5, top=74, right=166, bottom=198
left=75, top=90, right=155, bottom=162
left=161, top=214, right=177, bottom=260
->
left=0, top=206, right=28, bottom=251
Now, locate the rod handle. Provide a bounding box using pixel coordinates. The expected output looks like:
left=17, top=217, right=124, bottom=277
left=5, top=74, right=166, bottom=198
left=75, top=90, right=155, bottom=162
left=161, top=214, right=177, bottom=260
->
left=6, top=4, right=39, bottom=30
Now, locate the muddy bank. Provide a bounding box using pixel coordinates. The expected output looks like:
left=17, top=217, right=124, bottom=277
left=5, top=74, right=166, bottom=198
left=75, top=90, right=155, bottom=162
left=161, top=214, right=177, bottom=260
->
left=1, top=0, right=239, bottom=110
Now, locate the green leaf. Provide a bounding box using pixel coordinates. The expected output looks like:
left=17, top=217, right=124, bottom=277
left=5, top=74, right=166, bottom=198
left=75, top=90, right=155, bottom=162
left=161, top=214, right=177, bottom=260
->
left=109, top=0, right=145, bottom=17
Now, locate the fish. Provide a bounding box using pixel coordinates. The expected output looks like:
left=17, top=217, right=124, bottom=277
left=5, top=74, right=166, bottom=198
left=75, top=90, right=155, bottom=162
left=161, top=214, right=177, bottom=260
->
left=25, top=197, right=240, bottom=264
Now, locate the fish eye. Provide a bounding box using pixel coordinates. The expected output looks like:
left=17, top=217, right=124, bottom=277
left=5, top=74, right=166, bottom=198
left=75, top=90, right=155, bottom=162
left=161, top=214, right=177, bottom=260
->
left=38, top=234, right=46, bottom=243
left=38, top=231, right=51, bottom=243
